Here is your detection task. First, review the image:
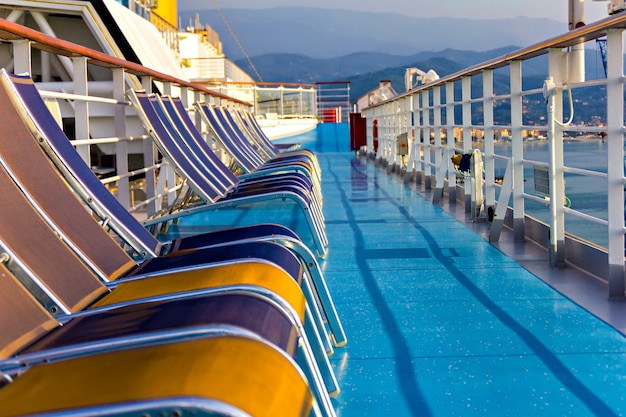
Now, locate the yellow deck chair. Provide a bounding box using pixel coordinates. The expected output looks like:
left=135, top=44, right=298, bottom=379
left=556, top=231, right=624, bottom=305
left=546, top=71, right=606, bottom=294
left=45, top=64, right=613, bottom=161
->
left=0, top=263, right=333, bottom=416
left=0, top=266, right=315, bottom=417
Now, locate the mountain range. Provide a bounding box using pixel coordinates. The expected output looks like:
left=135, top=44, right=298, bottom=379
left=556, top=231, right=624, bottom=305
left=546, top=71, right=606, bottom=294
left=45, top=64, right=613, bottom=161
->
left=233, top=47, right=608, bottom=102
left=176, top=7, right=609, bottom=124
left=177, top=7, right=567, bottom=60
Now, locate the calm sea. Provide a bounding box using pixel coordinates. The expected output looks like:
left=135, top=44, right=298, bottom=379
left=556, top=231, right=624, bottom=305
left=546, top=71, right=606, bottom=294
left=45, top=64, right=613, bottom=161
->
left=491, top=139, right=611, bottom=248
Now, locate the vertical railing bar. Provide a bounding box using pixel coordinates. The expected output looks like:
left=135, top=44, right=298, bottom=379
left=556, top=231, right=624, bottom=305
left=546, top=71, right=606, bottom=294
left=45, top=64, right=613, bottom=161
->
left=606, top=28, right=625, bottom=299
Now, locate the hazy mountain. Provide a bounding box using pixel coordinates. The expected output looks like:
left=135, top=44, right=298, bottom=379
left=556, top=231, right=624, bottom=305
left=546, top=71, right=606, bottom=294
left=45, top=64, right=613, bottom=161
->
left=234, top=46, right=523, bottom=83
left=178, top=7, right=566, bottom=60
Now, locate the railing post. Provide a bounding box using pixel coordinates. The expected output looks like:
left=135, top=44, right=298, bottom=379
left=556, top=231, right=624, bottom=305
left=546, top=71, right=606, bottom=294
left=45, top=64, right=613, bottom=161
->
left=432, top=86, right=444, bottom=202
left=72, top=56, right=90, bottom=167
left=445, top=81, right=457, bottom=204
left=378, top=105, right=389, bottom=167
left=390, top=98, right=405, bottom=173
left=414, top=93, right=423, bottom=183
left=159, top=82, right=177, bottom=206
left=404, top=94, right=417, bottom=183
left=510, top=60, right=526, bottom=241
left=462, top=76, right=472, bottom=211
left=547, top=49, right=567, bottom=267
left=141, top=76, right=157, bottom=216
left=423, top=90, right=432, bottom=189
left=483, top=70, right=495, bottom=219
left=606, top=28, right=625, bottom=299
left=41, top=51, right=51, bottom=83
left=113, top=68, right=130, bottom=209
left=11, top=39, right=31, bottom=74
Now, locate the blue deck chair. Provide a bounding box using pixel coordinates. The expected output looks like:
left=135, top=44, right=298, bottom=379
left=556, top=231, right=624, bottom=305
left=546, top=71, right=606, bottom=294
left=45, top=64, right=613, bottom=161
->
left=0, top=260, right=335, bottom=416
left=219, top=105, right=323, bottom=197
left=198, top=102, right=321, bottom=185
left=161, top=96, right=323, bottom=204
left=127, top=90, right=328, bottom=256
left=224, top=105, right=320, bottom=174
left=218, top=104, right=318, bottom=168
left=218, top=105, right=319, bottom=175
left=155, top=95, right=322, bottom=205
left=0, top=70, right=345, bottom=346
left=0, top=149, right=339, bottom=404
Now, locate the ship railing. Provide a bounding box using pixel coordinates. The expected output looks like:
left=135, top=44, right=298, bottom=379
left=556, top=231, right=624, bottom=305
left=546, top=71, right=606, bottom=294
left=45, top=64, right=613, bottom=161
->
left=203, top=81, right=318, bottom=120
left=0, top=17, right=251, bottom=221
left=361, top=12, right=626, bottom=297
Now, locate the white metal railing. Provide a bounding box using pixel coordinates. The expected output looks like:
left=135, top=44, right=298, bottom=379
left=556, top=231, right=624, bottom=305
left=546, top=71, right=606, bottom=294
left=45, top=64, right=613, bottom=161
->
left=208, top=83, right=318, bottom=120
left=361, top=12, right=626, bottom=297
left=0, top=18, right=250, bottom=222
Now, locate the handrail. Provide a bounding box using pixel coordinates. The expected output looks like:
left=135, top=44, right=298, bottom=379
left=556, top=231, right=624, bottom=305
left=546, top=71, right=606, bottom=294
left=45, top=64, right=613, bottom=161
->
left=200, top=79, right=317, bottom=89
left=0, top=18, right=251, bottom=106
left=367, top=9, right=626, bottom=108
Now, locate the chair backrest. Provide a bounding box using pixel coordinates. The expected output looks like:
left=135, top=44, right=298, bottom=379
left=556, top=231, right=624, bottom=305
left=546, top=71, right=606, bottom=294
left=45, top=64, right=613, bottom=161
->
left=168, top=97, right=243, bottom=185
left=127, top=90, right=222, bottom=203
left=0, top=142, right=107, bottom=313
left=159, top=96, right=237, bottom=191
left=0, top=263, right=58, bottom=358
left=233, top=109, right=277, bottom=157
left=240, top=109, right=281, bottom=154
left=0, top=71, right=138, bottom=280
left=0, top=70, right=165, bottom=259
left=222, top=108, right=272, bottom=160
left=196, top=102, right=258, bottom=172
left=214, top=106, right=265, bottom=166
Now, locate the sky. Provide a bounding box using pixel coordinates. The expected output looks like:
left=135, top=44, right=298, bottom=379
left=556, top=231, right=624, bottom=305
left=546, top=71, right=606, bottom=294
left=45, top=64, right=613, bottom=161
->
left=179, top=0, right=611, bottom=23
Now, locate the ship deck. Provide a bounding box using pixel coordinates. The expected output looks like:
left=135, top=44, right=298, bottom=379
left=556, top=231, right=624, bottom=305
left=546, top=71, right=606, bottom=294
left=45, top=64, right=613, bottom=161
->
left=167, top=122, right=626, bottom=416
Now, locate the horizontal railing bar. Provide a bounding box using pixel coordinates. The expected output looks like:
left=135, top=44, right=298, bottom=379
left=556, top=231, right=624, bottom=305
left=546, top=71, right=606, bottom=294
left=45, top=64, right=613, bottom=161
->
left=38, top=90, right=126, bottom=105
left=101, top=162, right=166, bottom=185
left=562, top=166, right=608, bottom=178
left=71, top=135, right=150, bottom=146
left=563, top=206, right=608, bottom=226
left=128, top=185, right=184, bottom=213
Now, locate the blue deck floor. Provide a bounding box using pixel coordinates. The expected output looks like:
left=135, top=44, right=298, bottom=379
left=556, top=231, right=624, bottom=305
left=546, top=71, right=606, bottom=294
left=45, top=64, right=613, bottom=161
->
left=306, top=123, right=626, bottom=416
left=172, top=123, right=626, bottom=416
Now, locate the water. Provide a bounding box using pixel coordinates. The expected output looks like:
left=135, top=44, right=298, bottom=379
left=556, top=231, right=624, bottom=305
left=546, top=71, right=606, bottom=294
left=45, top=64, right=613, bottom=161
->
left=489, top=139, right=611, bottom=248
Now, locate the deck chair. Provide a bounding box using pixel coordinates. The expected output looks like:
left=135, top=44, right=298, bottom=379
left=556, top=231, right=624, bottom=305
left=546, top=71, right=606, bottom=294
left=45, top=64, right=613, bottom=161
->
left=1, top=335, right=315, bottom=417
left=155, top=94, right=323, bottom=209
left=0, top=151, right=339, bottom=404
left=199, top=102, right=321, bottom=184
left=0, top=270, right=319, bottom=417
left=0, top=263, right=335, bottom=416
left=0, top=69, right=345, bottom=347
left=0, top=129, right=341, bottom=359
left=218, top=105, right=319, bottom=178
left=225, top=105, right=320, bottom=173
left=161, top=96, right=323, bottom=204
left=128, top=90, right=328, bottom=256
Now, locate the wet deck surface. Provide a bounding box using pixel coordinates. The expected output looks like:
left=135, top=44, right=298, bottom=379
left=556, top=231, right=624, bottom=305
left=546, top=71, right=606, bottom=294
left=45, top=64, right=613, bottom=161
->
left=307, top=124, right=626, bottom=416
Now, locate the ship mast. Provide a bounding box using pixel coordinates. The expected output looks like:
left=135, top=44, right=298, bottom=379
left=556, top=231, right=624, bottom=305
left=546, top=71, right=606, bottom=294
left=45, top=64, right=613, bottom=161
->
left=568, top=0, right=586, bottom=83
